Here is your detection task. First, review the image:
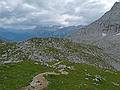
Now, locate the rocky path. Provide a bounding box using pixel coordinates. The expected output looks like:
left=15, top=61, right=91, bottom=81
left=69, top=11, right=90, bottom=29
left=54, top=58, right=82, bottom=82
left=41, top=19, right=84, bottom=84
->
left=21, top=72, right=60, bottom=90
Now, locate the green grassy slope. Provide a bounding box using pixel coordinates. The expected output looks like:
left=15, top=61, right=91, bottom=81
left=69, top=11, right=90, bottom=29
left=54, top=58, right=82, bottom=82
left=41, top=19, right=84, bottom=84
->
left=0, top=61, right=52, bottom=90
left=0, top=60, right=120, bottom=90
left=0, top=38, right=120, bottom=90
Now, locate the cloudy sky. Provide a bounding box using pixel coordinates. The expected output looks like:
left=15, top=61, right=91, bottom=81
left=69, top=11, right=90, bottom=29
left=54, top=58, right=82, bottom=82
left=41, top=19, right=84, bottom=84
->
left=0, top=0, right=119, bottom=28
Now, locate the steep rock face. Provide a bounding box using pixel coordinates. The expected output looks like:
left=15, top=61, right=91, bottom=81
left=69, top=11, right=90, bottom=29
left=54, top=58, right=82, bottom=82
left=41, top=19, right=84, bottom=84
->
left=68, top=2, right=120, bottom=42
left=68, top=2, right=120, bottom=59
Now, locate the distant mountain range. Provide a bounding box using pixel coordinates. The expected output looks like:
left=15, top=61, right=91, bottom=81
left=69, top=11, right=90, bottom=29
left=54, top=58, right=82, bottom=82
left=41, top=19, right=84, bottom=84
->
left=0, top=25, right=83, bottom=41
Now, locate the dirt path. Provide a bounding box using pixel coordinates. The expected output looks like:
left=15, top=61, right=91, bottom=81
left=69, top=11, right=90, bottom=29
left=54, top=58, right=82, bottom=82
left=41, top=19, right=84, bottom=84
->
left=21, top=72, right=59, bottom=90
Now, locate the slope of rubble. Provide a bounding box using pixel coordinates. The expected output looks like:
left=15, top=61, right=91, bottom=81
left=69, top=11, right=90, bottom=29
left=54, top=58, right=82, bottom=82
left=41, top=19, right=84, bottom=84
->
left=17, top=38, right=118, bottom=70
left=0, top=38, right=119, bottom=70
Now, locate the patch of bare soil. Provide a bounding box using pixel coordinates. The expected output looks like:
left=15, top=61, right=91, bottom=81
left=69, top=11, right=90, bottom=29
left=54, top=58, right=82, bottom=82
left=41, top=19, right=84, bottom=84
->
left=21, top=72, right=60, bottom=90
left=21, top=74, right=48, bottom=90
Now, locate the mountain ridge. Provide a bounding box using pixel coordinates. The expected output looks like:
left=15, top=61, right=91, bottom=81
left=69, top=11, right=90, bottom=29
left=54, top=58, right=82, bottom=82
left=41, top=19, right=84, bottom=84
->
left=0, top=25, right=83, bottom=41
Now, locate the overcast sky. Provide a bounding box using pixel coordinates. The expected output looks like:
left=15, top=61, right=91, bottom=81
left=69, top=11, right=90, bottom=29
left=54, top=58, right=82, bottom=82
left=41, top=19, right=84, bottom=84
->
left=0, top=0, right=119, bottom=28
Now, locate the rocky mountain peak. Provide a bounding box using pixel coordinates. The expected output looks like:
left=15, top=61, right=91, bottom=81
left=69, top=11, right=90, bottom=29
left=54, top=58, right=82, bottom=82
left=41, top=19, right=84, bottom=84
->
left=99, top=2, right=120, bottom=23
left=111, top=2, right=120, bottom=10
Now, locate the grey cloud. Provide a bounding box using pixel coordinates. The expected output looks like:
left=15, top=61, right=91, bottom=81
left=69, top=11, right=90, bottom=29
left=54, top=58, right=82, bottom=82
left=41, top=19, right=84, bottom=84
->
left=0, top=0, right=119, bottom=28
